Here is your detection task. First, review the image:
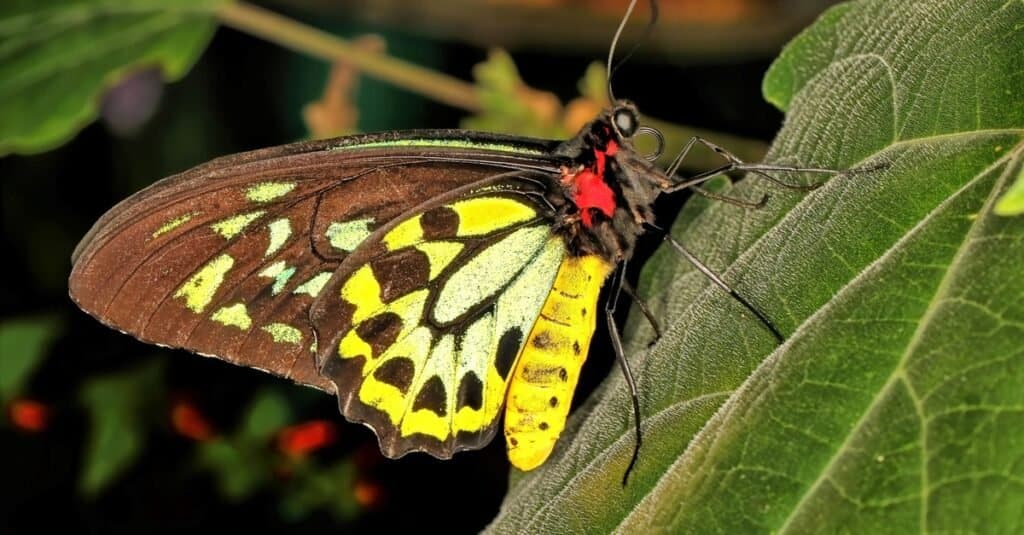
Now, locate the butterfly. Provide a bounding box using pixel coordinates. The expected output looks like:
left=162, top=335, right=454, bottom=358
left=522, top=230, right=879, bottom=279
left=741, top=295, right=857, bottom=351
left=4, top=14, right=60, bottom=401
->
left=68, top=1, right=840, bottom=476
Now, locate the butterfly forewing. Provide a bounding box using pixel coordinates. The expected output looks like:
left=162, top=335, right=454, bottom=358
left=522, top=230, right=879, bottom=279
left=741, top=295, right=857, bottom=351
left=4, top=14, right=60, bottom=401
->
left=69, top=134, right=561, bottom=392
left=312, top=178, right=568, bottom=459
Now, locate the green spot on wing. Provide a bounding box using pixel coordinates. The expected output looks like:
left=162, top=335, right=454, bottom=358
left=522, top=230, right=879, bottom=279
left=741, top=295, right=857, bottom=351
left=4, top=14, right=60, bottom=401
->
left=174, top=254, right=234, bottom=313
left=245, top=182, right=296, bottom=203
left=152, top=212, right=198, bottom=238
left=326, top=219, right=373, bottom=252
left=259, top=261, right=296, bottom=295
left=261, top=323, right=302, bottom=345
left=293, top=272, right=332, bottom=297
left=211, top=303, right=251, bottom=330
left=211, top=211, right=265, bottom=239
left=265, top=218, right=291, bottom=256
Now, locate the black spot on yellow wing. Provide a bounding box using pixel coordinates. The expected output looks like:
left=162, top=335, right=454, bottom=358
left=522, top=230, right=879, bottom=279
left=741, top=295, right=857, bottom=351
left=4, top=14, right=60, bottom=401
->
left=495, top=327, right=523, bottom=380
left=519, top=364, right=568, bottom=384
left=531, top=331, right=551, bottom=349
left=371, top=248, right=431, bottom=303
left=548, top=396, right=559, bottom=408
left=572, top=340, right=581, bottom=356
left=372, top=357, right=415, bottom=394
left=420, top=206, right=460, bottom=239
left=355, top=312, right=403, bottom=358
left=412, top=375, right=448, bottom=416
left=456, top=372, right=483, bottom=411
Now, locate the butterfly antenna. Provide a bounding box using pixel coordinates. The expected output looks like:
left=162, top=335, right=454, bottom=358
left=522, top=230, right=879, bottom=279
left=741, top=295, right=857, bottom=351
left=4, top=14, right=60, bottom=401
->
left=607, top=0, right=659, bottom=103
left=605, top=262, right=644, bottom=486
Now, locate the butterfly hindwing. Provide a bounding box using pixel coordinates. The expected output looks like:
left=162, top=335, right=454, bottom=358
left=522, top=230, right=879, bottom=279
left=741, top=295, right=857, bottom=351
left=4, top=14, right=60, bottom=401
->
left=312, top=178, right=570, bottom=458
left=69, top=135, right=560, bottom=392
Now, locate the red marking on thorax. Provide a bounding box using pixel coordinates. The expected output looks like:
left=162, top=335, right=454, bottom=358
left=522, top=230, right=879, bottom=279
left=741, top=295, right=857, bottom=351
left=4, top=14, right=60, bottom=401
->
left=570, top=140, right=619, bottom=227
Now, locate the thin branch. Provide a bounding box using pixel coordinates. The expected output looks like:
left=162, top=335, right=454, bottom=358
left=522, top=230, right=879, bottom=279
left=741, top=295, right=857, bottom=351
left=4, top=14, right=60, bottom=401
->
left=217, top=2, right=482, bottom=111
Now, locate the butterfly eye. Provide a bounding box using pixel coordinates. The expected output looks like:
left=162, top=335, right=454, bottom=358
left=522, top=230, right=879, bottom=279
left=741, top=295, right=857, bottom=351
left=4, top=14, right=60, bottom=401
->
left=613, top=108, right=639, bottom=138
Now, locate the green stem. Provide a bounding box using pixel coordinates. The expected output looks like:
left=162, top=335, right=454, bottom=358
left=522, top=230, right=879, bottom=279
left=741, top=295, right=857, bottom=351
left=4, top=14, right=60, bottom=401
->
left=216, top=2, right=482, bottom=112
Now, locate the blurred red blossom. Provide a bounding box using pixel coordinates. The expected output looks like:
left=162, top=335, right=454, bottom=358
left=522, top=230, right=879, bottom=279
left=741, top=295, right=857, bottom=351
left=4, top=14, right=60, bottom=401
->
left=171, top=398, right=216, bottom=441
left=276, top=420, right=338, bottom=457
left=8, top=399, right=49, bottom=432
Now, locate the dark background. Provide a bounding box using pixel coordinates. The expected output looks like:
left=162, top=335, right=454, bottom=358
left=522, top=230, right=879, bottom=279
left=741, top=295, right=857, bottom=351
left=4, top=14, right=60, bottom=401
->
left=0, top=1, right=839, bottom=532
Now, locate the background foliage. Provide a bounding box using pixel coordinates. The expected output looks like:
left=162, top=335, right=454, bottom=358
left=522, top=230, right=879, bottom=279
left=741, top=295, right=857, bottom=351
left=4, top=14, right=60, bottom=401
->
left=2, top=0, right=1021, bottom=533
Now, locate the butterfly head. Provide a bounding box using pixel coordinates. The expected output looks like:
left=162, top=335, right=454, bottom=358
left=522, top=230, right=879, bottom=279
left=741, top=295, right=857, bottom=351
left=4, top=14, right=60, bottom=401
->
left=555, top=100, right=669, bottom=261
left=610, top=101, right=640, bottom=139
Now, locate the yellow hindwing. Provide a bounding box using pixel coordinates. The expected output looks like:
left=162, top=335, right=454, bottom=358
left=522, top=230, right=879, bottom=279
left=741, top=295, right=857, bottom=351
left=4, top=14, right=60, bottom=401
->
left=503, top=254, right=614, bottom=470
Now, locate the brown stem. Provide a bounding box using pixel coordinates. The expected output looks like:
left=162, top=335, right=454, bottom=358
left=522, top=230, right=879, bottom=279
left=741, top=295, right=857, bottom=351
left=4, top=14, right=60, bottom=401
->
left=216, top=2, right=481, bottom=111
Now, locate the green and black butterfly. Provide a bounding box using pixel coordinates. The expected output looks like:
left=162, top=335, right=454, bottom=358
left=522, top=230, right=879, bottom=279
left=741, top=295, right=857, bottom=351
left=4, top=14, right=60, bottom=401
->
left=68, top=0, right=838, bottom=478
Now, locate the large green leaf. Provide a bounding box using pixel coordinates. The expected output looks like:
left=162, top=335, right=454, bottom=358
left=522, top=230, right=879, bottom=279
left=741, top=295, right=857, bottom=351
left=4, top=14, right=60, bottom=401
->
left=0, top=0, right=223, bottom=155
left=490, top=0, right=1024, bottom=532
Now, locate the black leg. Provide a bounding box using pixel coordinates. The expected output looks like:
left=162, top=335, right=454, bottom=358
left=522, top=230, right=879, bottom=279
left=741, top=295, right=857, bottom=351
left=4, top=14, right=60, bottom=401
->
left=664, top=136, right=840, bottom=195
left=690, top=186, right=769, bottom=209
left=663, top=234, right=784, bottom=344
left=621, top=280, right=662, bottom=341
left=605, top=264, right=643, bottom=486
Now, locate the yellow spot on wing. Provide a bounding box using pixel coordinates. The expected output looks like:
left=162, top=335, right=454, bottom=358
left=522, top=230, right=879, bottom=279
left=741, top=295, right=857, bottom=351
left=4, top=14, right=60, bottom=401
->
left=211, top=303, right=252, bottom=330
left=245, top=181, right=295, bottom=202
left=262, top=323, right=302, bottom=345
left=152, top=212, right=198, bottom=238
left=451, top=197, right=536, bottom=236
left=383, top=216, right=423, bottom=250
left=293, top=272, right=332, bottom=297
left=265, top=218, right=291, bottom=257
left=358, top=326, right=432, bottom=424
left=174, top=254, right=234, bottom=313
left=211, top=211, right=265, bottom=239
left=326, top=219, right=373, bottom=252
left=341, top=266, right=384, bottom=323
left=415, top=241, right=463, bottom=279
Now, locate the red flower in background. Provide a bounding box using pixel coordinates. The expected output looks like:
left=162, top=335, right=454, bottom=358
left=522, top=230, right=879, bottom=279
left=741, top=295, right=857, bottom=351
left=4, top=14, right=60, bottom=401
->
left=276, top=420, right=337, bottom=457
left=171, top=398, right=215, bottom=441
left=353, top=479, right=385, bottom=509
left=9, top=399, right=50, bottom=432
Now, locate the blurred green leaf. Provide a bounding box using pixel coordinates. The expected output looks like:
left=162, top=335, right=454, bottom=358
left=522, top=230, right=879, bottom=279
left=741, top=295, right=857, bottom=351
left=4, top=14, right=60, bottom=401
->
left=461, top=49, right=566, bottom=139
left=491, top=0, right=1024, bottom=532
left=239, top=388, right=292, bottom=441
left=577, top=62, right=607, bottom=103
left=280, top=459, right=358, bottom=522
left=995, top=165, right=1024, bottom=216
left=0, top=316, right=61, bottom=403
left=197, top=438, right=271, bottom=501
left=0, top=0, right=224, bottom=155
left=197, top=388, right=290, bottom=501
left=78, top=358, right=165, bottom=496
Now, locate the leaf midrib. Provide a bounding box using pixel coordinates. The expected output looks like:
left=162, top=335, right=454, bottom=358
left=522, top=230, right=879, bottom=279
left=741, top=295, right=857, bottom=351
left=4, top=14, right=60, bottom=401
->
left=772, top=140, right=1024, bottom=534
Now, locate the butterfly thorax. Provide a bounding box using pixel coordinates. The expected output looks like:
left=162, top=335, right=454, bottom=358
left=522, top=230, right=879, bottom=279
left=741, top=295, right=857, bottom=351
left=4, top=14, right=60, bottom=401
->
left=553, top=102, right=669, bottom=263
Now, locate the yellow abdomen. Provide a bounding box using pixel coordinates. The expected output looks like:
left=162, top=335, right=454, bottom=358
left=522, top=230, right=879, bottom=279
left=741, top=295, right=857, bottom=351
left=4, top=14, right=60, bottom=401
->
left=504, top=254, right=613, bottom=470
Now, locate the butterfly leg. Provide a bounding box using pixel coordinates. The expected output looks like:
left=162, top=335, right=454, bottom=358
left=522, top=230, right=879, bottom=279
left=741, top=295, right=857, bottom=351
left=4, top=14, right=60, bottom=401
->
left=663, top=136, right=841, bottom=195
left=662, top=234, right=785, bottom=344
left=620, top=280, right=662, bottom=341
left=606, top=264, right=644, bottom=485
